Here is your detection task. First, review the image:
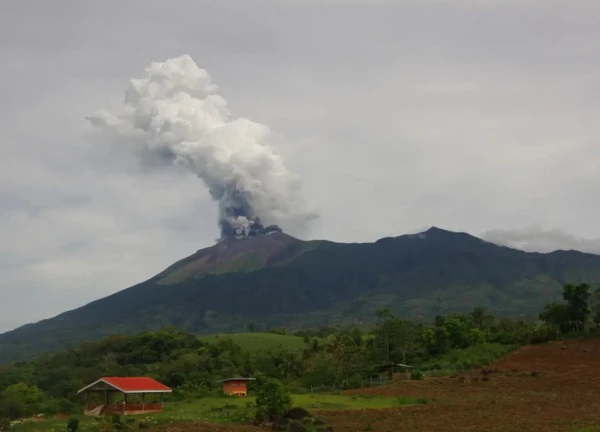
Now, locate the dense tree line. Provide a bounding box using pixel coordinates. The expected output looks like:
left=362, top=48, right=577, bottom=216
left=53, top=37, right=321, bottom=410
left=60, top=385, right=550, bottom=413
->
left=2, top=283, right=597, bottom=422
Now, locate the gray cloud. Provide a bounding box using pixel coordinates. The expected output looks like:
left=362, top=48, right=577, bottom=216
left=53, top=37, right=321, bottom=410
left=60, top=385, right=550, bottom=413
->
left=482, top=226, right=600, bottom=254
left=2, top=0, right=600, bottom=332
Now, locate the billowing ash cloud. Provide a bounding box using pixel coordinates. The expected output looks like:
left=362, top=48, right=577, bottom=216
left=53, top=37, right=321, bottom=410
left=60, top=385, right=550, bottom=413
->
left=482, top=225, right=600, bottom=254
left=87, top=55, right=317, bottom=240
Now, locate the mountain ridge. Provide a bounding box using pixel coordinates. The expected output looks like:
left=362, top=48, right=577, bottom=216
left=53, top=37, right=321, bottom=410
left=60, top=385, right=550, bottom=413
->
left=2, top=226, right=600, bottom=363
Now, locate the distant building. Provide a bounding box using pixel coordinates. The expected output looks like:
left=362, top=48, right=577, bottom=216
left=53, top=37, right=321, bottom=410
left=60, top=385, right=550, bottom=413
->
left=77, top=377, right=172, bottom=416
left=218, top=377, right=255, bottom=397
left=376, top=363, right=415, bottom=380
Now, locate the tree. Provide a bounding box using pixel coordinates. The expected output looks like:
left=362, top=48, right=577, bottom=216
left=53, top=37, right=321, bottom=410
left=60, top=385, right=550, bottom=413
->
left=326, top=332, right=369, bottom=385
left=254, top=376, right=292, bottom=421
left=592, top=287, right=600, bottom=328
left=375, top=308, right=394, bottom=363
left=443, top=316, right=471, bottom=349
left=0, top=382, right=43, bottom=419
left=392, top=321, right=421, bottom=365
left=247, top=322, right=256, bottom=333
left=539, top=283, right=592, bottom=333
left=470, top=307, right=491, bottom=330
left=373, top=310, right=422, bottom=365
left=540, top=283, right=592, bottom=333
left=539, top=303, right=570, bottom=332
left=563, top=283, right=591, bottom=331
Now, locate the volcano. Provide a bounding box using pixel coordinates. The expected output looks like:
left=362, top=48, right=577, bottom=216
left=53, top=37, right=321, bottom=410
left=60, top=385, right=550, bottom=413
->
left=3, top=226, right=600, bottom=362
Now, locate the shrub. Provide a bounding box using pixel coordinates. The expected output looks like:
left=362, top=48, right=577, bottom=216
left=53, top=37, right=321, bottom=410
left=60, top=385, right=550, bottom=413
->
left=67, top=417, right=80, bottom=432
left=410, top=370, right=424, bottom=380
left=254, top=376, right=292, bottom=421
left=0, top=383, right=43, bottom=419
left=343, top=374, right=364, bottom=389
left=40, top=398, right=74, bottom=415
left=1, top=398, right=26, bottom=421
left=0, top=418, right=10, bottom=432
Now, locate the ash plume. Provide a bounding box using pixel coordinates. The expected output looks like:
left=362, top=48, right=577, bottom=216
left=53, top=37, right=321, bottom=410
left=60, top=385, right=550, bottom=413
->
left=87, top=55, right=317, bottom=240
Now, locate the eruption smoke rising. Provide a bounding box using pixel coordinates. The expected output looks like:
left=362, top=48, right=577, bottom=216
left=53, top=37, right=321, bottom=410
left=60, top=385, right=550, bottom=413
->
left=87, top=55, right=317, bottom=240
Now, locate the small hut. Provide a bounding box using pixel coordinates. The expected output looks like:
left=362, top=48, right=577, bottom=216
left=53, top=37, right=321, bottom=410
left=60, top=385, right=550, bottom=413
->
left=376, top=363, right=415, bottom=381
left=218, top=377, right=255, bottom=397
left=77, top=377, right=172, bottom=416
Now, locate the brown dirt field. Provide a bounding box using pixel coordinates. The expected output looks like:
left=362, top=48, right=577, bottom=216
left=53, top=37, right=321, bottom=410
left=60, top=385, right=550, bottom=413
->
left=154, top=423, right=261, bottom=432
left=320, top=338, right=600, bottom=432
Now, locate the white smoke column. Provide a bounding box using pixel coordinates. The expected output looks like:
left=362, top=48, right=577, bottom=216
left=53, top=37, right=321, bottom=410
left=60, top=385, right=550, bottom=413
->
left=87, top=55, right=317, bottom=239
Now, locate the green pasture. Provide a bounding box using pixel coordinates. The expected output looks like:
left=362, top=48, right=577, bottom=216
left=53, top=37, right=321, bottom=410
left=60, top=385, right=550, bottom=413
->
left=11, top=393, right=422, bottom=431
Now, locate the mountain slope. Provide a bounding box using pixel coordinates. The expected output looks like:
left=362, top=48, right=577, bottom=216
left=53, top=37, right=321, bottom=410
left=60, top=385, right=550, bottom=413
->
left=2, top=227, right=600, bottom=362
left=154, top=232, right=316, bottom=284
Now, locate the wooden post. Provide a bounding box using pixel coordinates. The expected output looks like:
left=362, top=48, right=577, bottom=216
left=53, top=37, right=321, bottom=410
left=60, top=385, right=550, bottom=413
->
left=142, top=393, right=145, bottom=412
left=160, top=393, right=164, bottom=411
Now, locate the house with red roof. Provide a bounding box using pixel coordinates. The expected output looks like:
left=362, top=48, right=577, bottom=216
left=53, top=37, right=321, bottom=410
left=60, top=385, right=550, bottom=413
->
left=77, top=377, right=172, bottom=416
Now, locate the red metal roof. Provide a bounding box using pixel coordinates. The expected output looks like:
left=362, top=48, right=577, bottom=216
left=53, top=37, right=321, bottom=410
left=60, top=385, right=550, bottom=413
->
left=103, top=377, right=171, bottom=393
left=77, top=377, right=172, bottom=394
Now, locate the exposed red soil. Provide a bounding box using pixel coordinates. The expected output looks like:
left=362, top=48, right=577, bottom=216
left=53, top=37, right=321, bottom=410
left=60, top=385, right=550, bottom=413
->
left=154, top=423, right=261, bottom=432
left=321, top=338, right=600, bottom=431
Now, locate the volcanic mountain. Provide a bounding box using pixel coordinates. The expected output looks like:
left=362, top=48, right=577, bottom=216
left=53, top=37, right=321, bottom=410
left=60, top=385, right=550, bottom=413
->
left=3, top=227, right=600, bottom=362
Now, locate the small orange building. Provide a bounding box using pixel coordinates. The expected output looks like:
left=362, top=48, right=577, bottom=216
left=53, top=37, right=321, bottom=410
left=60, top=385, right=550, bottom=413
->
left=218, top=377, right=255, bottom=397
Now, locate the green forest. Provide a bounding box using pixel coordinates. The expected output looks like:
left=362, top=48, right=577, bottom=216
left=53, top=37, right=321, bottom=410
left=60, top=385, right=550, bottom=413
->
left=1, top=282, right=598, bottom=424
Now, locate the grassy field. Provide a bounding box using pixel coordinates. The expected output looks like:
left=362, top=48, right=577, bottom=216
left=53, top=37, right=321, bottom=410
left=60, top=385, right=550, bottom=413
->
left=198, top=332, right=309, bottom=355
left=11, top=393, right=420, bottom=432
left=159, top=393, right=420, bottom=423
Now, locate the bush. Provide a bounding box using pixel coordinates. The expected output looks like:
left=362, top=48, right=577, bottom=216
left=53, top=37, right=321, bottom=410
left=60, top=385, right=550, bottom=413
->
left=410, top=370, right=424, bottom=380
left=0, top=383, right=43, bottom=419
left=67, top=417, right=79, bottom=432
left=0, top=418, right=10, bottom=432
left=254, top=376, right=292, bottom=422
left=343, top=374, right=364, bottom=389
left=40, top=398, right=74, bottom=415
left=1, top=398, right=26, bottom=421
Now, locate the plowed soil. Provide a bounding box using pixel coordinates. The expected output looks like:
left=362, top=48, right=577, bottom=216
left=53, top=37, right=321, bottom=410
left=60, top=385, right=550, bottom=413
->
left=154, top=424, right=261, bottom=432
left=322, top=338, right=600, bottom=431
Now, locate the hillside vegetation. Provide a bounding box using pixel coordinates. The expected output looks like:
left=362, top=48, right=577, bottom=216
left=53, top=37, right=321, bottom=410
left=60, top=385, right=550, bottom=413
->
left=3, top=282, right=600, bottom=430
left=198, top=333, right=309, bottom=355
left=3, top=227, right=600, bottom=361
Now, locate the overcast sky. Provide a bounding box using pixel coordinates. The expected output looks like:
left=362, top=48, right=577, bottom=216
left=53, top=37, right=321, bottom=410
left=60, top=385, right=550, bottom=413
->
left=2, top=0, right=600, bottom=333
